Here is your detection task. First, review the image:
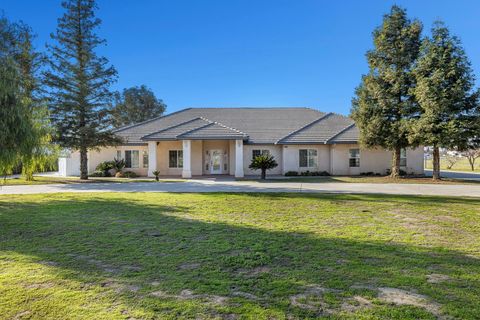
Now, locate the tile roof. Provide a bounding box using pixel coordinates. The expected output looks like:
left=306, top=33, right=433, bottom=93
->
left=113, top=107, right=358, bottom=144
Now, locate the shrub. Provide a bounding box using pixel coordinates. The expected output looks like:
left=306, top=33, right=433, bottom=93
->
left=299, top=170, right=330, bottom=176
left=95, top=161, right=115, bottom=177
left=386, top=169, right=407, bottom=176
left=285, top=171, right=299, bottom=176
left=89, top=170, right=107, bottom=177
left=152, top=170, right=160, bottom=181
left=249, top=154, right=278, bottom=180
left=123, top=171, right=138, bottom=178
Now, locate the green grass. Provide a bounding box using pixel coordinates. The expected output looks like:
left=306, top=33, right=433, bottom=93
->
left=1, top=193, right=480, bottom=319
left=425, top=158, right=479, bottom=172
left=243, top=175, right=480, bottom=184
left=1, top=176, right=183, bottom=185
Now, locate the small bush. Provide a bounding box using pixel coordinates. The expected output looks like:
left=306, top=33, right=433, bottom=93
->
left=386, top=169, right=408, bottom=176
left=123, top=171, right=138, bottom=178
left=299, top=170, right=330, bottom=176
left=95, top=161, right=115, bottom=177
left=285, top=171, right=299, bottom=176
left=360, top=172, right=375, bottom=176
left=89, top=170, right=107, bottom=177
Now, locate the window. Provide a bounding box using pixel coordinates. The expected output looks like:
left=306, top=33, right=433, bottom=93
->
left=143, top=150, right=149, bottom=168
left=116, top=150, right=122, bottom=160
left=349, top=149, right=360, bottom=167
left=252, top=149, right=270, bottom=159
left=169, top=150, right=183, bottom=168
left=125, top=150, right=139, bottom=168
left=400, top=148, right=407, bottom=167
left=299, top=149, right=318, bottom=168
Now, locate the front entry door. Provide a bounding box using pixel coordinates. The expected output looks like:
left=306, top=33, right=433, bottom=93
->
left=210, top=150, right=223, bottom=174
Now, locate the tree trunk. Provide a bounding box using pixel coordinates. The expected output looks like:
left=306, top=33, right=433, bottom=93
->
left=432, top=145, right=440, bottom=180
left=80, top=147, right=88, bottom=180
left=390, top=146, right=401, bottom=178
left=467, top=157, right=475, bottom=171
left=261, top=169, right=266, bottom=180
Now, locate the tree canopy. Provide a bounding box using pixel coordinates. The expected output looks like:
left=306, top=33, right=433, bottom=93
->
left=112, top=85, right=166, bottom=127
left=411, top=21, right=480, bottom=179
left=351, top=6, right=422, bottom=178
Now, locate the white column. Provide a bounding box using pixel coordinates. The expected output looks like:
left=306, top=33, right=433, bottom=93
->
left=182, top=140, right=192, bottom=178
left=147, top=141, right=157, bottom=177
left=235, top=139, right=244, bottom=178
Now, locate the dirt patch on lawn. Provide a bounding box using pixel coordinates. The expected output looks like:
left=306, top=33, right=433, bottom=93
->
left=236, top=266, right=271, bottom=277
left=426, top=274, right=451, bottom=284
left=289, top=285, right=341, bottom=315
left=341, top=295, right=372, bottom=312
left=378, top=287, right=443, bottom=318
left=150, top=289, right=229, bottom=306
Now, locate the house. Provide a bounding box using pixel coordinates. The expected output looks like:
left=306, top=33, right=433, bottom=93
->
left=58, top=107, right=424, bottom=177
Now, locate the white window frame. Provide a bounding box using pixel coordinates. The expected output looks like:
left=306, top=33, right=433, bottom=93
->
left=142, top=150, right=149, bottom=168
left=169, top=150, right=183, bottom=168
left=400, top=148, right=407, bottom=167
left=299, top=149, right=318, bottom=168
left=349, top=149, right=360, bottom=168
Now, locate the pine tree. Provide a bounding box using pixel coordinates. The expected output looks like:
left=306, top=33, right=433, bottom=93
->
left=351, top=6, right=422, bottom=178
left=45, top=0, right=120, bottom=179
left=411, top=22, right=480, bottom=180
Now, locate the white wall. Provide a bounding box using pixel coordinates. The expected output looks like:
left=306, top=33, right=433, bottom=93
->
left=58, top=152, right=80, bottom=177
left=243, top=144, right=283, bottom=175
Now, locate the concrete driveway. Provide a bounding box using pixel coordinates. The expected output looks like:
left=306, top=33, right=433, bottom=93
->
left=1, top=179, right=479, bottom=197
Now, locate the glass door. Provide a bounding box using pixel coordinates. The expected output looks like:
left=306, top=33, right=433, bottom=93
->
left=210, top=150, right=223, bottom=174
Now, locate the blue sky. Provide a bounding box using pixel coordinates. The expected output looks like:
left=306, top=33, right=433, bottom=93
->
left=2, top=0, right=479, bottom=115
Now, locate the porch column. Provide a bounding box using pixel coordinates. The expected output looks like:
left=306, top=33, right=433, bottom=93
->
left=182, top=140, right=192, bottom=178
left=235, top=139, right=244, bottom=178
left=147, top=141, right=157, bottom=177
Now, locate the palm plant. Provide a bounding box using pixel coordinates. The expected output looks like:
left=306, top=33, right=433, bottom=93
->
left=249, top=154, right=278, bottom=180
left=113, top=158, right=125, bottom=177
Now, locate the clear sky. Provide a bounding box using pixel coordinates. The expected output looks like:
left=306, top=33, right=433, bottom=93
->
left=2, top=0, right=479, bottom=115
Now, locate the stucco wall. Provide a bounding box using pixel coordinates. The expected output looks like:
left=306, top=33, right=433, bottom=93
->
left=61, top=142, right=424, bottom=177
left=331, top=144, right=424, bottom=175
left=88, top=145, right=149, bottom=176
left=282, top=145, right=331, bottom=174
left=243, top=144, right=283, bottom=175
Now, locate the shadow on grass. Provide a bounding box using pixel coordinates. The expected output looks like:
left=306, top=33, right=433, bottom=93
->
left=1, top=193, right=480, bottom=319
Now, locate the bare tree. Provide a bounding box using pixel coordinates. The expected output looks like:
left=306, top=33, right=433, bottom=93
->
left=462, top=149, right=480, bottom=171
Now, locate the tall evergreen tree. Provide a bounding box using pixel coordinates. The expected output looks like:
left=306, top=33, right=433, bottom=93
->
left=45, top=0, right=120, bottom=179
left=112, top=85, right=167, bottom=127
left=411, top=22, right=480, bottom=180
left=351, top=6, right=422, bottom=178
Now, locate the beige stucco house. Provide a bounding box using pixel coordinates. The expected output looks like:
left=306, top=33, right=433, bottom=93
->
left=58, top=107, right=424, bottom=178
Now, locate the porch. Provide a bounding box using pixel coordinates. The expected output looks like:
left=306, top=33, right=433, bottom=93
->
left=147, top=139, right=245, bottom=178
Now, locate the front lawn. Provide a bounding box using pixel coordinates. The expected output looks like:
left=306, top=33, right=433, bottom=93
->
left=1, top=193, right=479, bottom=319
left=243, top=175, right=480, bottom=184
left=0, top=176, right=182, bottom=185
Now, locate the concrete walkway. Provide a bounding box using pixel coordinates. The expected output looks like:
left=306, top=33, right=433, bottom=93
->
left=1, top=179, right=479, bottom=197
